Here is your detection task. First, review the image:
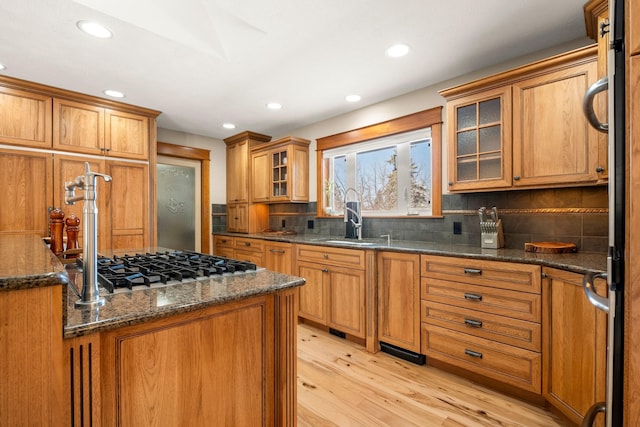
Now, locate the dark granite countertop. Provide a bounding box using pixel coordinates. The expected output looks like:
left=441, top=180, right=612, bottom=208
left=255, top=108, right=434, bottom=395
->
left=0, top=235, right=305, bottom=338
left=217, top=232, right=608, bottom=275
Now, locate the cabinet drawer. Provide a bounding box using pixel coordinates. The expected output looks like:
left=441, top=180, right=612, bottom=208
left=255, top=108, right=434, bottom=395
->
left=421, top=277, right=541, bottom=322
left=234, top=249, right=263, bottom=266
left=296, top=244, right=364, bottom=269
left=234, top=237, right=264, bottom=252
left=421, top=324, right=541, bottom=393
left=213, top=235, right=234, bottom=248
left=421, top=255, right=541, bottom=294
left=421, top=300, right=541, bottom=352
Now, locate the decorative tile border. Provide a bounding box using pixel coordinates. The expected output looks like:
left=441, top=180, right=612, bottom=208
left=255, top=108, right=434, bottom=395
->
left=444, top=208, right=608, bottom=215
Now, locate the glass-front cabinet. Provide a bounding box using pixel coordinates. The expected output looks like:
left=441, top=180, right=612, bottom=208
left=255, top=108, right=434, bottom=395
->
left=251, top=136, right=310, bottom=203
left=446, top=86, right=512, bottom=192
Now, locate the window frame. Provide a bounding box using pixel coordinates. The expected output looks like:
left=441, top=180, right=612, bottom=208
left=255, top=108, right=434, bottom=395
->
left=316, top=107, right=443, bottom=218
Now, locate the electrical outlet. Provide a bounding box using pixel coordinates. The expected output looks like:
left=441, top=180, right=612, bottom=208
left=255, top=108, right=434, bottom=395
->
left=307, top=220, right=314, bottom=229
left=453, top=221, right=462, bottom=235
left=281, top=219, right=286, bottom=228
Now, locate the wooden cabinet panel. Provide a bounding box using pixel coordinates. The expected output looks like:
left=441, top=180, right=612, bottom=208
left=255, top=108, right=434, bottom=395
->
left=377, top=251, right=421, bottom=353
left=422, top=324, right=542, bottom=394
left=100, top=296, right=276, bottom=426
left=296, top=244, right=365, bottom=268
left=235, top=248, right=264, bottom=266
left=327, top=265, right=366, bottom=338
left=421, top=300, right=541, bottom=352
left=0, top=86, right=52, bottom=148
left=542, top=267, right=607, bottom=425
left=0, top=285, right=64, bottom=426
left=63, top=334, right=101, bottom=427
left=421, top=254, right=541, bottom=293
left=104, top=161, right=149, bottom=250
left=0, top=148, right=52, bottom=235
left=105, top=109, right=149, bottom=160
left=226, top=139, right=249, bottom=203
left=251, top=150, right=270, bottom=202
left=297, top=260, right=327, bottom=324
left=234, top=237, right=264, bottom=252
left=421, top=277, right=541, bottom=322
left=630, top=0, right=640, bottom=56
left=53, top=98, right=104, bottom=155
left=512, top=59, right=600, bottom=187
left=213, top=235, right=235, bottom=257
left=264, top=241, right=293, bottom=275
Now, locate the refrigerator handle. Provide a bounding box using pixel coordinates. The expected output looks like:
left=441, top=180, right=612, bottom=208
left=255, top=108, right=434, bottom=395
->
left=583, top=271, right=609, bottom=312
left=581, top=401, right=606, bottom=427
left=582, top=77, right=609, bottom=133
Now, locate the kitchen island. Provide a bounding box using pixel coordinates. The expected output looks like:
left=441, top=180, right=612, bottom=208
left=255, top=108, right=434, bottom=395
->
left=0, top=234, right=305, bottom=427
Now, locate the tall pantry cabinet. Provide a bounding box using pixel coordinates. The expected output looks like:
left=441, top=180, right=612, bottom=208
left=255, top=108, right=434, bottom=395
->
left=0, top=75, right=160, bottom=251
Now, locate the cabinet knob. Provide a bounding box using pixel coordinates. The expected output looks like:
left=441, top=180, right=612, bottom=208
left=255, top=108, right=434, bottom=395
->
left=596, top=166, right=605, bottom=173
left=448, top=181, right=453, bottom=186
left=245, top=242, right=251, bottom=246
left=513, top=175, right=520, bottom=181
left=323, top=253, right=329, bottom=259
left=321, top=268, right=329, bottom=273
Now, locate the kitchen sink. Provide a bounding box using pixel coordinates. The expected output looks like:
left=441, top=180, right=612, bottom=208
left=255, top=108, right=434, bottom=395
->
left=324, top=240, right=376, bottom=246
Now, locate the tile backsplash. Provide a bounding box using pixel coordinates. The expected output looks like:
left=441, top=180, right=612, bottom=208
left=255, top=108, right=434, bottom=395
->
left=214, top=186, right=608, bottom=253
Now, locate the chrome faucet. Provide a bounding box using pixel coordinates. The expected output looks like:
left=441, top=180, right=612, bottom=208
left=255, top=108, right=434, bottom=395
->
left=343, top=187, right=363, bottom=240
left=65, top=162, right=112, bottom=307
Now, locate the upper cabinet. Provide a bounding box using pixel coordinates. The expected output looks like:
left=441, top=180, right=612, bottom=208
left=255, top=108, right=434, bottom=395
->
left=441, top=45, right=605, bottom=192
left=53, top=99, right=149, bottom=160
left=0, top=86, right=52, bottom=148
left=251, top=136, right=310, bottom=203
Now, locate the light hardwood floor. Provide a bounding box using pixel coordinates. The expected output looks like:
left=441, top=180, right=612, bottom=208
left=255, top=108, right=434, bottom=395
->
left=297, top=323, right=568, bottom=427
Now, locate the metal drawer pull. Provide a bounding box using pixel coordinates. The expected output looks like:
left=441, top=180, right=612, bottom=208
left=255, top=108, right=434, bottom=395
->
left=269, top=249, right=285, bottom=254
left=321, top=268, right=329, bottom=273
left=463, top=268, right=482, bottom=275
left=464, top=318, right=483, bottom=328
left=464, top=349, right=483, bottom=359
left=464, top=293, right=483, bottom=301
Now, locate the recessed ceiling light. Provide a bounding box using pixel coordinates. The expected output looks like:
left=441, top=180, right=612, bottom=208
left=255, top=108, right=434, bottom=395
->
left=386, top=43, right=410, bottom=58
left=104, top=89, right=125, bottom=98
left=0, top=63, right=6, bottom=70
left=77, top=20, right=113, bottom=39
left=223, top=123, right=236, bottom=129
left=266, top=102, right=282, bottom=110
left=345, top=94, right=361, bottom=102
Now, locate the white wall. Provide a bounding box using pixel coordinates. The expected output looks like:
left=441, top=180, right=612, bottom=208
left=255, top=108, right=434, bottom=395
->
left=158, top=37, right=591, bottom=205
left=156, top=128, right=227, bottom=204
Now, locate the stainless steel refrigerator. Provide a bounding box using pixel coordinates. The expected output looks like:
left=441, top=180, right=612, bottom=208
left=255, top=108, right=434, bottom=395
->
left=582, top=0, right=625, bottom=424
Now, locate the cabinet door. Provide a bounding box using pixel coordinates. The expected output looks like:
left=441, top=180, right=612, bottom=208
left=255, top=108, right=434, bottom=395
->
left=594, top=10, right=609, bottom=182
left=0, top=148, right=52, bottom=235
left=377, top=252, right=421, bottom=353
left=251, top=150, right=270, bottom=202
left=270, top=148, right=288, bottom=201
left=446, top=86, right=512, bottom=192
left=542, top=268, right=606, bottom=425
left=52, top=154, right=106, bottom=245
left=104, top=109, right=149, bottom=160
left=226, top=141, right=248, bottom=203
left=296, top=260, right=327, bottom=324
left=631, top=0, right=640, bottom=56
left=512, top=59, right=600, bottom=187
left=53, top=99, right=104, bottom=155
left=226, top=203, right=248, bottom=233
left=103, top=161, right=149, bottom=250
left=290, top=144, right=309, bottom=202
left=264, top=242, right=293, bottom=275
left=327, top=265, right=365, bottom=338
left=0, top=86, right=52, bottom=148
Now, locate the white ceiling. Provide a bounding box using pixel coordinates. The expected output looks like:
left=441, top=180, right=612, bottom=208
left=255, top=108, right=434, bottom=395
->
left=0, top=0, right=590, bottom=140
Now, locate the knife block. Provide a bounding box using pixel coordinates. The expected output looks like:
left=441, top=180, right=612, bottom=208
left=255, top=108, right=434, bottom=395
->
left=481, top=219, right=504, bottom=249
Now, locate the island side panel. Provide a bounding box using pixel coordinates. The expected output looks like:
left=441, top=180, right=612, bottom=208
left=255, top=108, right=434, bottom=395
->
left=100, top=295, right=278, bottom=427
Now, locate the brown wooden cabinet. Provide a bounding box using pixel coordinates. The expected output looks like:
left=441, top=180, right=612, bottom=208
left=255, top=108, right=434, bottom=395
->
left=53, top=99, right=149, bottom=160
left=420, top=255, right=542, bottom=393
left=0, top=284, right=65, bottom=426
left=296, top=244, right=366, bottom=339
left=377, top=251, right=421, bottom=353
left=442, top=45, right=604, bottom=192
left=264, top=240, right=294, bottom=275
left=0, top=148, right=53, bottom=236
left=250, top=136, right=310, bottom=203
left=542, top=267, right=607, bottom=426
left=233, top=236, right=265, bottom=266
left=0, top=85, right=52, bottom=148
left=213, top=234, right=235, bottom=258
left=224, top=131, right=271, bottom=233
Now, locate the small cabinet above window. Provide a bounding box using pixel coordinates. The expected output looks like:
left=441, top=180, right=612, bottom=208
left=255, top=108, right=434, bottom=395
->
left=251, top=136, right=310, bottom=203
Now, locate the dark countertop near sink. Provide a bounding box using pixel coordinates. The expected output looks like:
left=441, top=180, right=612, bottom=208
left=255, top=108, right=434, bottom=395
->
left=0, top=234, right=305, bottom=338
left=218, top=232, right=608, bottom=275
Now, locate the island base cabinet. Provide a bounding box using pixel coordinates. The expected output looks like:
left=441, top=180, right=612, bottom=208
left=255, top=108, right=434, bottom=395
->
left=99, top=292, right=297, bottom=427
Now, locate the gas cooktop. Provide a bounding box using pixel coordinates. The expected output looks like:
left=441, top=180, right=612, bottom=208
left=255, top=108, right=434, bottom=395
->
left=74, top=250, right=260, bottom=293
